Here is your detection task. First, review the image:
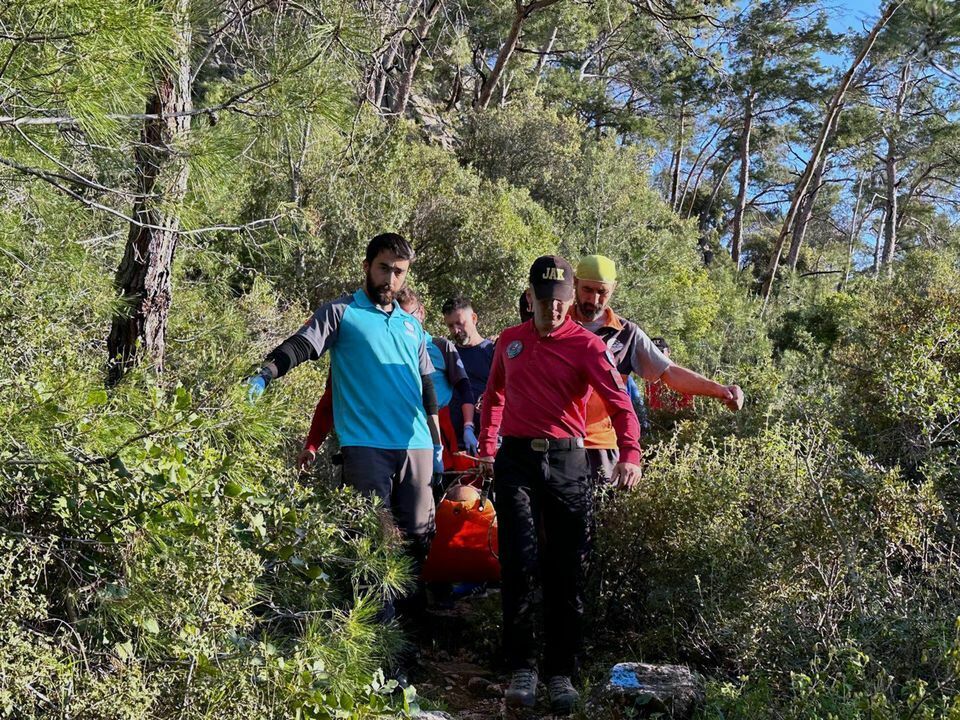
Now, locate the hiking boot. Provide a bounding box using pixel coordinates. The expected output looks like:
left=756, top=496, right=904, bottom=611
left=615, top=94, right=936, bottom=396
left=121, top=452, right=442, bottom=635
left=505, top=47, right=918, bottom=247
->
left=547, top=675, right=579, bottom=715
left=504, top=668, right=538, bottom=708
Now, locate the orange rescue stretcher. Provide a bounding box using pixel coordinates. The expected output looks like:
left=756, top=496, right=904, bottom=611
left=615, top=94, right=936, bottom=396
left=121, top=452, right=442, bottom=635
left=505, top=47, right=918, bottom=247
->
left=421, top=455, right=501, bottom=584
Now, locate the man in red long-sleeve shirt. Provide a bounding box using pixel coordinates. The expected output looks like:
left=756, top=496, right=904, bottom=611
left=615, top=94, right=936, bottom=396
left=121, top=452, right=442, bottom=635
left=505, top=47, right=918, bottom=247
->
left=478, top=255, right=641, bottom=715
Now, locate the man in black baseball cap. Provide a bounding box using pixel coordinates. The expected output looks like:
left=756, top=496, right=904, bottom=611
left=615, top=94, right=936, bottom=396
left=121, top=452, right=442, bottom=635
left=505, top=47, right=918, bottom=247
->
left=477, top=254, right=642, bottom=714
left=529, top=254, right=575, bottom=300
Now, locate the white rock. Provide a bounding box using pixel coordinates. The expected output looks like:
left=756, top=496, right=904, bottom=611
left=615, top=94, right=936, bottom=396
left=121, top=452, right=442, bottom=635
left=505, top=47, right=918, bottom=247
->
left=595, top=662, right=705, bottom=719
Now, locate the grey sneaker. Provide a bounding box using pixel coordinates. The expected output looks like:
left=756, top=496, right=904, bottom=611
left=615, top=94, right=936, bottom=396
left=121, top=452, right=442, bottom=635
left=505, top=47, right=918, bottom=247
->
left=547, top=675, right=579, bottom=715
left=504, top=668, right=538, bottom=708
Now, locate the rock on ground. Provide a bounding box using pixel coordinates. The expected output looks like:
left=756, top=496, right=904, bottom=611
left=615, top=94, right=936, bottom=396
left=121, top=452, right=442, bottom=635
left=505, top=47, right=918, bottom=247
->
left=591, top=662, right=705, bottom=719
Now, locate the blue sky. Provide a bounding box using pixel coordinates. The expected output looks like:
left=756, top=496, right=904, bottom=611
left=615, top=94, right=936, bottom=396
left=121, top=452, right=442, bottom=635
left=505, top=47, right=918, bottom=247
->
left=827, top=0, right=882, bottom=33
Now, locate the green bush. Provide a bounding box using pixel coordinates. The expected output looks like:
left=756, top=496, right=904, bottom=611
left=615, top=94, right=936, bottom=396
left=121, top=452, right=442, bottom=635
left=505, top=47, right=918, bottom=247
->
left=591, top=423, right=959, bottom=693
left=704, top=640, right=960, bottom=719
left=0, top=203, right=419, bottom=718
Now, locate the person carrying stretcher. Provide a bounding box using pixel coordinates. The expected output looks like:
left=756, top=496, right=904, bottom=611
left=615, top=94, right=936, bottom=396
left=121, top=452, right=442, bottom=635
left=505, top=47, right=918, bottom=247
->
left=297, top=287, right=476, bottom=472
left=569, top=254, right=744, bottom=482
left=245, top=233, right=441, bottom=686
left=478, top=255, right=642, bottom=715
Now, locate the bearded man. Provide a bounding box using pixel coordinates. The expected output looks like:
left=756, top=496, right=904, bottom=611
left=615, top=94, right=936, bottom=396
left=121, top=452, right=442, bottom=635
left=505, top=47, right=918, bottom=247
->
left=246, top=233, right=442, bottom=638
left=571, top=255, right=744, bottom=483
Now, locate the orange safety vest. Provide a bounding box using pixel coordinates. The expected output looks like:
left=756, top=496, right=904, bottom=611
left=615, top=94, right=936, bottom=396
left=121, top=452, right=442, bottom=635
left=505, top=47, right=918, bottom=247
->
left=570, top=307, right=629, bottom=450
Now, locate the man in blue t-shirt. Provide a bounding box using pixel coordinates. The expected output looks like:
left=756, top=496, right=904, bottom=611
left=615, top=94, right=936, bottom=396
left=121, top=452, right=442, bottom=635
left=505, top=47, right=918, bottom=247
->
left=442, top=296, right=496, bottom=455
left=246, top=233, right=442, bottom=579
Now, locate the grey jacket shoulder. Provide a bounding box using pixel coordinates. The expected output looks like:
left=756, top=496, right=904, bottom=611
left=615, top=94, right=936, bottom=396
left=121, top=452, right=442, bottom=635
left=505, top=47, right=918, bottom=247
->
left=296, top=293, right=354, bottom=356
left=616, top=315, right=670, bottom=380
left=431, top=336, right=457, bottom=353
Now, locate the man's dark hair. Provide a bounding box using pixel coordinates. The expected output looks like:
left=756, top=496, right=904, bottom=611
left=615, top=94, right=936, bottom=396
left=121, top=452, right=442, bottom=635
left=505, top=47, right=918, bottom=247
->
left=518, top=291, right=534, bottom=322
left=365, top=232, right=415, bottom=263
left=441, top=295, right=473, bottom=316
left=395, top=286, right=420, bottom=306
left=651, top=337, right=669, bottom=352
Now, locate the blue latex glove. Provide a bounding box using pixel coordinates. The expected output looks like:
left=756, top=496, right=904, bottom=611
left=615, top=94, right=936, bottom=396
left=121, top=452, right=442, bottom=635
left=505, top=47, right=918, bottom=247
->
left=246, top=374, right=267, bottom=404
left=433, top=444, right=444, bottom=475
left=463, top=424, right=479, bottom=456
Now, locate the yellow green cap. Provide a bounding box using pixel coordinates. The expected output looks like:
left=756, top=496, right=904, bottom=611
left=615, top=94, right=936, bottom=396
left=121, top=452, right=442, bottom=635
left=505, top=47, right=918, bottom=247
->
left=575, top=255, right=617, bottom=282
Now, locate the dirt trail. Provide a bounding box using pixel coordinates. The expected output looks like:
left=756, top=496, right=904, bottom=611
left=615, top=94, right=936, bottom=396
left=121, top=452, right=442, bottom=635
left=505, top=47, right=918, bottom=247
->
left=415, top=590, right=573, bottom=719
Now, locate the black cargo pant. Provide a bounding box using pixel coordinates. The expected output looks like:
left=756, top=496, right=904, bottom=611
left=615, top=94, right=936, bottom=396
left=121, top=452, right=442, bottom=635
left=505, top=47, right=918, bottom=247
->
left=494, top=436, right=592, bottom=678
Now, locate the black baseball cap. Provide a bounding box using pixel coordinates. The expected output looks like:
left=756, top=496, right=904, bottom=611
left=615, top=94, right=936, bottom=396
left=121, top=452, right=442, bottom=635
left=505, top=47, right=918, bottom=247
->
left=529, top=255, right=574, bottom=301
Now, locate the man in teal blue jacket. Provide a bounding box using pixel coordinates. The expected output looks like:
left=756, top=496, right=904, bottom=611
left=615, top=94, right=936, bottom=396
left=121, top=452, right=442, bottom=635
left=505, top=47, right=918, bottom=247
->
left=247, top=233, right=442, bottom=589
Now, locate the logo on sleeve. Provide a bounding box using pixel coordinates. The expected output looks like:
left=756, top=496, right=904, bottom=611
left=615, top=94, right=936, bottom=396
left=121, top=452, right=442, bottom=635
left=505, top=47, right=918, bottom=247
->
left=403, top=320, right=417, bottom=336
left=506, top=340, right=524, bottom=358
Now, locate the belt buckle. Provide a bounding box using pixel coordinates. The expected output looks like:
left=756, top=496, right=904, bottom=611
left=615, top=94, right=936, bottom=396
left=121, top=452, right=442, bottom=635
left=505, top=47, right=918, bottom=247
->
left=530, top=438, right=549, bottom=452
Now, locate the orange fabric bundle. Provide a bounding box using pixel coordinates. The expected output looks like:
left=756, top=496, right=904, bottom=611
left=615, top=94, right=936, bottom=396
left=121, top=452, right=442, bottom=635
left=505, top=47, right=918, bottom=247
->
left=422, top=484, right=500, bottom=583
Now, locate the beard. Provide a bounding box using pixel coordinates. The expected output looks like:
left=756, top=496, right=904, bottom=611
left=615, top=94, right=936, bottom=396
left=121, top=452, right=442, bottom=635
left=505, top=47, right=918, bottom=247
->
left=576, top=300, right=603, bottom=321
left=452, top=329, right=470, bottom=345
left=365, top=271, right=394, bottom=307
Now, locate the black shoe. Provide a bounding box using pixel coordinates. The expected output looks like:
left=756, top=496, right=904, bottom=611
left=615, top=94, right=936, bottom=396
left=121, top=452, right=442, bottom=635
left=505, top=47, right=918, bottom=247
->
left=547, top=675, right=579, bottom=715
left=504, top=668, right=538, bottom=708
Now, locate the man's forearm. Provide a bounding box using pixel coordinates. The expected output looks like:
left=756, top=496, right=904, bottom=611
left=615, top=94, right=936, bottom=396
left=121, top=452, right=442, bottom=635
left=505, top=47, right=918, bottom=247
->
left=262, top=335, right=317, bottom=380
left=427, top=414, right=441, bottom=445
left=661, top=364, right=731, bottom=400
left=478, top=397, right=503, bottom=458
left=462, top=402, right=476, bottom=427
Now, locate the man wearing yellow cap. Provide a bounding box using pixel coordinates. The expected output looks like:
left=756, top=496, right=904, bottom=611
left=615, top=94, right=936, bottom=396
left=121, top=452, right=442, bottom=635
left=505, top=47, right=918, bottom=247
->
left=571, top=255, right=744, bottom=483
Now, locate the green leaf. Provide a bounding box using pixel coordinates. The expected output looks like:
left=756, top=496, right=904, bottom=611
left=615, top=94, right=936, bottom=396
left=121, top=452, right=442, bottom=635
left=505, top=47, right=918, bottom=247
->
left=174, top=385, right=192, bottom=411
left=86, top=389, right=108, bottom=406
left=223, top=480, right=245, bottom=497
left=277, top=545, right=295, bottom=561
left=303, top=565, right=325, bottom=580
left=114, top=640, right=134, bottom=660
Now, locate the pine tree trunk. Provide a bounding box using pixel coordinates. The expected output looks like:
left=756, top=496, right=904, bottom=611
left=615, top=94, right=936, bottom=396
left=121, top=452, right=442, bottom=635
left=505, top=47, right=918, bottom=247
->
left=880, top=61, right=910, bottom=274
left=107, top=0, right=191, bottom=382
left=841, top=174, right=865, bottom=289
left=699, top=156, right=735, bottom=231
left=872, top=208, right=886, bottom=275
left=786, top=114, right=840, bottom=270
left=532, top=26, right=557, bottom=92
left=392, top=0, right=444, bottom=115
left=669, top=100, right=686, bottom=211
left=476, top=8, right=524, bottom=110
left=475, top=0, right=561, bottom=110
left=371, top=0, right=424, bottom=110
left=731, top=91, right=754, bottom=266
left=881, top=136, right=898, bottom=271
left=678, top=123, right=723, bottom=217
left=785, top=154, right=826, bottom=269
left=760, top=0, right=903, bottom=310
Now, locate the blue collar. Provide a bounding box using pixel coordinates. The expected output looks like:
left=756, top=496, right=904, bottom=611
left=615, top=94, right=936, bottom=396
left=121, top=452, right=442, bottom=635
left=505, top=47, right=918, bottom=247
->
left=352, top=287, right=375, bottom=308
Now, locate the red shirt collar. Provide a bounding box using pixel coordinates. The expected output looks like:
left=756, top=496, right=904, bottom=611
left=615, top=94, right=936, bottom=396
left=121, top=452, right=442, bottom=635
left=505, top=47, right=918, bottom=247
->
left=529, top=315, right=577, bottom=339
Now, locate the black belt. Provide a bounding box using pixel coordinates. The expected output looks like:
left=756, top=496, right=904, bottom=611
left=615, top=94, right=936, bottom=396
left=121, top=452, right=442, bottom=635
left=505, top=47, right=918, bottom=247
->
left=503, top=436, right=585, bottom=452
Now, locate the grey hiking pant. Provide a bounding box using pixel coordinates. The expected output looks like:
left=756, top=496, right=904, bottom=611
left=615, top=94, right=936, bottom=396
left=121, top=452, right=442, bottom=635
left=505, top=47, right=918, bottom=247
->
left=340, top=446, right=436, bottom=559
